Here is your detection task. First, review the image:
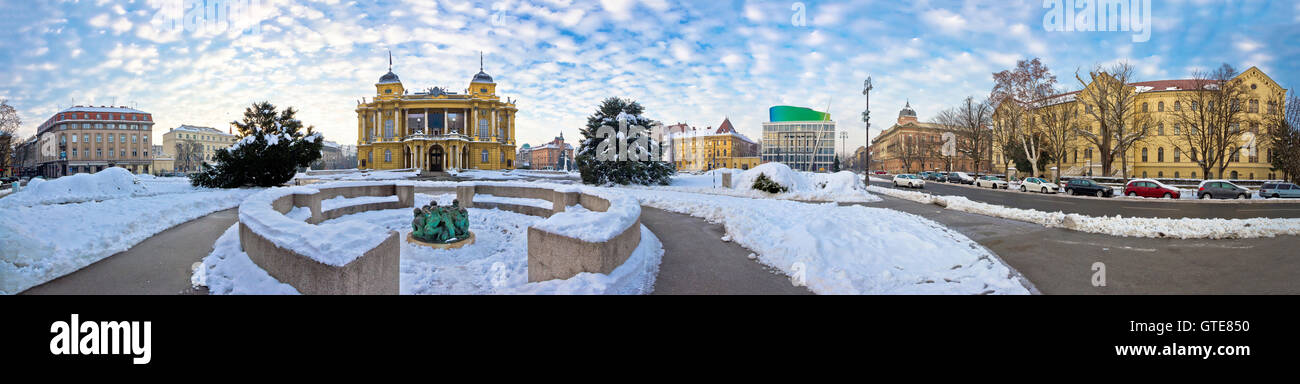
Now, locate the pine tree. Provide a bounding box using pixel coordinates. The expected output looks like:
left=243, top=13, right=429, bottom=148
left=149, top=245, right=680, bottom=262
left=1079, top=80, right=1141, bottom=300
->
left=190, top=101, right=324, bottom=188
left=576, top=97, right=675, bottom=185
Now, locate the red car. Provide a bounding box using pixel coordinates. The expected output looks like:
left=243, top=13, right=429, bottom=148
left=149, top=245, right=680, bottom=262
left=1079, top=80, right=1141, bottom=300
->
left=1123, top=179, right=1181, bottom=199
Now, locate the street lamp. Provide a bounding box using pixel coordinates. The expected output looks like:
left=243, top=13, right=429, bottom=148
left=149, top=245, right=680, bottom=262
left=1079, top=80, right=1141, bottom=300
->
left=862, top=77, right=873, bottom=177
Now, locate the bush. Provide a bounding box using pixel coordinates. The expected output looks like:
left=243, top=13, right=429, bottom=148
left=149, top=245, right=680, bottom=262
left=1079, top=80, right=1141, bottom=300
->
left=751, top=173, right=788, bottom=193
left=190, top=102, right=323, bottom=188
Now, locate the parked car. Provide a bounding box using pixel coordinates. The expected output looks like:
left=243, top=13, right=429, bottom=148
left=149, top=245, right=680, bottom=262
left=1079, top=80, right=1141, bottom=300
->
left=947, top=172, right=974, bottom=184
left=1259, top=182, right=1300, bottom=199
left=1196, top=180, right=1250, bottom=200
left=1124, top=179, right=1181, bottom=199
left=892, top=174, right=925, bottom=188
left=1019, top=177, right=1058, bottom=193
left=975, top=176, right=1007, bottom=189
left=1064, top=179, right=1113, bottom=197
left=925, top=172, right=945, bottom=182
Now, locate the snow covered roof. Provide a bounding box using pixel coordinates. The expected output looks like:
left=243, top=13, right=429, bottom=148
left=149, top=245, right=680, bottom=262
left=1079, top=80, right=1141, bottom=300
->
left=172, top=125, right=236, bottom=136
left=58, top=105, right=149, bottom=114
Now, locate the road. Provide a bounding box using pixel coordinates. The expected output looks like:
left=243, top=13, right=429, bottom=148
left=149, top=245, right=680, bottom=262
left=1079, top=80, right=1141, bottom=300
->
left=869, top=179, right=1300, bottom=219
left=20, top=208, right=236, bottom=295
left=853, top=196, right=1300, bottom=294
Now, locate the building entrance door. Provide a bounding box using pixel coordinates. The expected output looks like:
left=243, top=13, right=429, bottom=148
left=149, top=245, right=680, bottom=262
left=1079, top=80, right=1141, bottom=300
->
left=428, top=145, right=445, bottom=172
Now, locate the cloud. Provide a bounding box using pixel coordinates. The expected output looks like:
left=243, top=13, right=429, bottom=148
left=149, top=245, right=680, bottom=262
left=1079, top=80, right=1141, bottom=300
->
left=922, top=8, right=967, bottom=35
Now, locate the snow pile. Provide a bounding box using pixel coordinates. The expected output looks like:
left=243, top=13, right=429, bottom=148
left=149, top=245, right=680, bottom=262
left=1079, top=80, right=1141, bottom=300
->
left=197, top=193, right=663, bottom=295
left=1, top=183, right=259, bottom=295
left=3, top=168, right=150, bottom=205
left=238, top=184, right=397, bottom=267
left=297, top=169, right=418, bottom=181
left=733, top=163, right=811, bottom=192
left=474, top=194, right=553, bottom=209
left=656, top=164, right=879, bottom=203
left=621, top=188, right=1031, bottom=295
left=868, top=185, right=1300, bottom=239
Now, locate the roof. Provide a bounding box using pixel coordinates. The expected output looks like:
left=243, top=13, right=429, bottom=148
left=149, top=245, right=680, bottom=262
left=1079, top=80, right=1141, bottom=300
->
left=379, top=71, right=401, bottom=84
left=472, top=70, right=494, bottom=84
left=769, top=106, right=831, bottom=122
left=59, top=106, right=149, bottom=114
left=714, top=118, right=736, bottom=134
left=172, top=125, right=236, bottom=136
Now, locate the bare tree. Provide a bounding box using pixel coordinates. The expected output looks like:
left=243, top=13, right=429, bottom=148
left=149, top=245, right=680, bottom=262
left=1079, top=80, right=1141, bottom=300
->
left=1264, top=91, right=1300, bottom=181
left=1037, top=91, right=1081, bottom=181
left=1075, top=62, right=1152, bottom=179
left=1164, top=64, right=1256, bottom=180
left=991, top=58, right=1058, bottom=177
left=175, top=140, right=204, bottom=172
left=936, top=96, right=993, bottom=174
left=0, top=99, right=19, bottom=174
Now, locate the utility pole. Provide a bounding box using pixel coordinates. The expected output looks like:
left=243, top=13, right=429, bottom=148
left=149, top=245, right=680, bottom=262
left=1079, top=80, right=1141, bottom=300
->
left=838, top=131, right=847, bottom=170
left=862, top=77, right=873, bottom=176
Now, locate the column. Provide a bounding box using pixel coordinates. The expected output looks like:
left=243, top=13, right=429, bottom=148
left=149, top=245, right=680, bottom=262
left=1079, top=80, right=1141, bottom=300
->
left=423, top=108, right=429, bottom=134
left=469, top=107, right=476, bottom=139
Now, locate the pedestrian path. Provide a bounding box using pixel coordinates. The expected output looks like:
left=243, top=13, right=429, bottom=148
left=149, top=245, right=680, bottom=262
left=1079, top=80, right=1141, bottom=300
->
left=639, top=206, right=813, bottom=295
left=20, top=208, right=237, bottom=295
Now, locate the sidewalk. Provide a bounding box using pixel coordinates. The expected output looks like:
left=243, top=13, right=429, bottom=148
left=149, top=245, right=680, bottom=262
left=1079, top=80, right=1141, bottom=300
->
left=640, top=206, right=812, bottom=295
left=20, top=208, right=238, bottom=295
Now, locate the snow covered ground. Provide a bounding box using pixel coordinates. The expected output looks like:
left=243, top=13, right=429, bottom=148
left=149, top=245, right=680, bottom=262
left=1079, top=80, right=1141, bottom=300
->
left=868, top=185, right=1300, bottom=239
left=643, top=164, right=880, bottom=203
left=620, top=188, right=1031, bottom=295
left=1, top=169, right=259, bottom=294
left=295, top=169, right=418, bottom=181
left=195, top=193, right=664, bottom=295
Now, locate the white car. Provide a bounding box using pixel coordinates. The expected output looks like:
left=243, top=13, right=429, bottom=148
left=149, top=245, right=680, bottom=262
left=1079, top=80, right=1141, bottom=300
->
left=975, top=176, right=1008, bottom=189
left=892, top=174, right=925, bottom=188
left=1019, top=177, right=1058, bottom=194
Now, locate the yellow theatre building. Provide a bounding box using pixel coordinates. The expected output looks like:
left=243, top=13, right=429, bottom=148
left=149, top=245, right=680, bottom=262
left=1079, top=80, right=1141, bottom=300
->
left=994, top=66, right=1286, bottom=181
left=356, top=56, right=517, bottom=171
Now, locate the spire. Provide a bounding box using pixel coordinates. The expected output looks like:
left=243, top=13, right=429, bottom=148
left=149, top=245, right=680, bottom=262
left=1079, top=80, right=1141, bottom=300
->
left=480, top=51, right=484, bottom=71
left=388, top=49, right=392, bottom=72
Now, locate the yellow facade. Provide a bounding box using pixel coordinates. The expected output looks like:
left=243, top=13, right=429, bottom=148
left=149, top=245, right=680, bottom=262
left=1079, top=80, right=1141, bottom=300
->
left=671, top=131, right=760, bottom=171
left=357, top=58, right=516, bottom=171
left=161, top=125, right=239, bottom=172
left=994, top=66, right=1286, bottom=181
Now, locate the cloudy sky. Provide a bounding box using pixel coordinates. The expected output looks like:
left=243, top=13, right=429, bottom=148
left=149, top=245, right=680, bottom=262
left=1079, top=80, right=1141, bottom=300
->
left=1, top=0, right=1296, bottom=153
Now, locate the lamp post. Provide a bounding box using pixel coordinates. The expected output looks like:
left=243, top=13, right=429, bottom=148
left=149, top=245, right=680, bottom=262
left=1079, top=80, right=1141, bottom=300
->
left=862, top=77, right=873, bottom=177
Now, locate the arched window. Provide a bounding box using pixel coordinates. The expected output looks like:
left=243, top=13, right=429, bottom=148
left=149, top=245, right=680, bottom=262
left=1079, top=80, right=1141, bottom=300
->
left=1174, top=171, right=1180, bottom=179
left=1141, top=147, right=1148, bottom=162
left=1157, top=101, right=1165, bottom=112
left=1157, top=147, right=1164, bottom=162
left=384, top=149, right=392, bottom=163
left=1157, top=123, right=1164, bottom=136
left=1142, top=102, right=1149, bottom=112
left=1174, top=101, right=1181, bottom=111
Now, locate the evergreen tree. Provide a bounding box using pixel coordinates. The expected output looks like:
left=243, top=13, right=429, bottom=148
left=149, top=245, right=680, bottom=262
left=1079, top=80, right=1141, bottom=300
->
left=190, top=101, right=324, bottom=188
left=832, top=157, right=841, bottom=172
left=576, top=97, right=675, bottom=185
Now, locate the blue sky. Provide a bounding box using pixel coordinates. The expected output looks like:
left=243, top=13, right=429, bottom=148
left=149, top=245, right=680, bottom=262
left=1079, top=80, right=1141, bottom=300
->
left=1, top=0, right=1296, bottom=153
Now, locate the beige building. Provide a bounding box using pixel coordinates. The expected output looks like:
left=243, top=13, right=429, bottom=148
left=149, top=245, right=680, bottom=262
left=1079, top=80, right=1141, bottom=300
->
left=24, top=106, right=156, bottom=178
left=151, top=144, right=174, bottom=174
left=162, top=125, right=238, bottom=172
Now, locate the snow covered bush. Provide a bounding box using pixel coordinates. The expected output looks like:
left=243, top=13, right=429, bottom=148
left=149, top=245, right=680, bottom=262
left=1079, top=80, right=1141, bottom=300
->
left=751, top=173, right=787, bottom=193
left=190, top=101, right=324, bottom=188
left=575, top=97, right=674, bottom=186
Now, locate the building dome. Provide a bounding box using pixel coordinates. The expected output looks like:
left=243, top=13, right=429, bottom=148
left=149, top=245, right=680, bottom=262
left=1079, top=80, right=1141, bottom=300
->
left=898, top=101, right=917, bottom=118
left=472, top=70, right=494, bottom=84
left=379, top=70, right=401, bottom=84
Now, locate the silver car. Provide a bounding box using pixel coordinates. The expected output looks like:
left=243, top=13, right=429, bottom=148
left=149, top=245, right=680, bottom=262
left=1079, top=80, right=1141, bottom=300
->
left=1259, top=182, right=1300, bottom=199
left=1196, top=180, right=1250, bottom=199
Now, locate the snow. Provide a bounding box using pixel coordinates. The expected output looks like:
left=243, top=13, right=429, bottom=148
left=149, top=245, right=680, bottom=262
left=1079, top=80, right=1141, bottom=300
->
left=619, top=188, right=1031, bottom=295
left=0, top=168, right=197, bottom=206
left=237, top=184, right=397, bottom=267
left=651, top=164, right=879, bottom=203
left=529, top=186, right=642, bottom=242
left=0, top=175, right=260, bottom=295
left=320, top=195, right=399, bottom=212
left=195, top=193, right=664, bottom=295
left=868, top=185, right=1300, bottom=239
left=474, top=194, right=552, bottom=209
left=296, top=169, right=418, bottom=181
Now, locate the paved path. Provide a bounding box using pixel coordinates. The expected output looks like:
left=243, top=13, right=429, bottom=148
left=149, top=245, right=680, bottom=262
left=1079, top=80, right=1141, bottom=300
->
left=20, top=208, right=237, bottom=295
left=853, top=196, right=1300, bottom=294
left=640, top=207, right=812, bottom=295
left=870, top=179, right=1300, bottom=219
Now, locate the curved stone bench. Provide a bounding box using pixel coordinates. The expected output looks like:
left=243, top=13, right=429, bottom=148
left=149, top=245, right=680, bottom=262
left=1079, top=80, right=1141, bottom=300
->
left=453, top=183, right=642, bottom=283
left=238, top=182, right=413, bottom=295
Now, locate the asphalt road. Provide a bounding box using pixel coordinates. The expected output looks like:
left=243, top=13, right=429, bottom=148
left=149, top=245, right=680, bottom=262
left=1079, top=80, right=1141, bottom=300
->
left=854, top=196, right=1300, bottom=294
left=869, top=179, right=1300, bottom=219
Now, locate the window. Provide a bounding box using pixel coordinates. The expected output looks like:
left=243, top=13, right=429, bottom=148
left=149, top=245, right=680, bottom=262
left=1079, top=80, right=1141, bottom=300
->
left=1157, top=147, right=1164, bottom=162
left=1174, top=124, right=1181, bottom=135
left=1175, top=172, right=1180, bottom=179
left=107, top=134, right=114, bottom=143
left=481, top=150, right=489, bottom=163
left=71, top=148, right=77, bottom=158
left=1157, top=101, right=1164, bottom=112
left=1231, top=171, right=1239, bottom=179
left=1174, top=101, right=1181, bottom=111
left=1157, top=123, right=1164, bottom=136
left=1143, top=103, right=1149, bottom=112
left=1158, top=171, right=1163, bottom=178
left=1249, top=99, right=1259, bottom=113
left=71, top=134, right=77, bottom=143
left=478, top=118, right=489, bottom=139
left=384, top=149, right=392, bottom=163
left=384, top=119, right=394, bottom=139
left=1141, top=148, right=1148, bottom=162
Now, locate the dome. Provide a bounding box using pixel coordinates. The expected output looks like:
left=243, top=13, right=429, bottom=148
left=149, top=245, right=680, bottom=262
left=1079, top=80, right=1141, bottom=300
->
left=472, top=70, right=494, bottom=84
left=379, top=71, right=401, bottom=84
left=898, top=101, right=917, bottom=118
